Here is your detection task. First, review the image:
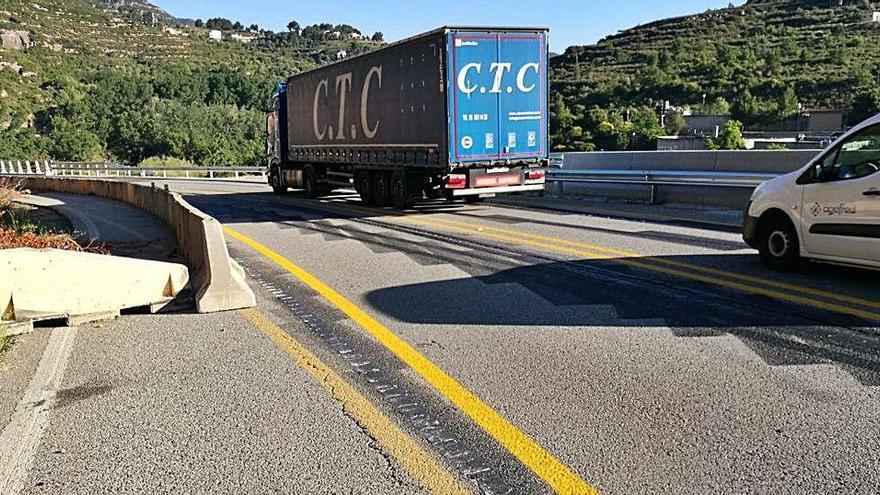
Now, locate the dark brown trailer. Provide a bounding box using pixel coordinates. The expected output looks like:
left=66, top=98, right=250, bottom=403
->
left=267, top=26, right=549, bottom=208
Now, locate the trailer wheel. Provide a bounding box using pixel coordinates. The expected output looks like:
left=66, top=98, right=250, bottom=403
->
left=303, top=168, right=320, bottom=198
left=355, top=171, right=374, bottom=205
left=424, top=186, right=444, bottom=200
left=373, top=172, right=392, bottom=207
left=391, top=172, right=415, bottom=209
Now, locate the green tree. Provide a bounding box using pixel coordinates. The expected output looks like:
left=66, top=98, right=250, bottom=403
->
left=549, top=93, right=575, bottom=149
left=707, top=120, right=747, bottom=150
left=46, top=116, right=103, bottom=161
left=850, top=88, right=880, bottom=125
left=731, top=89, right=760, bottom=125
left=775, top=86, right=798, bottom=120
left=630, top=106, right=663, bottom=149
left=206, top=18, right=234, bottom=31
left=664, top=111, right=687, bottom=135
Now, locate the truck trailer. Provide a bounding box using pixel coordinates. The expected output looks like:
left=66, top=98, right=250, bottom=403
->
left=266, top=26, right=550, bottom=208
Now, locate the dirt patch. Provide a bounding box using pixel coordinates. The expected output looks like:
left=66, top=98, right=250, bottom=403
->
left=0, top=181, right=106, bottom=253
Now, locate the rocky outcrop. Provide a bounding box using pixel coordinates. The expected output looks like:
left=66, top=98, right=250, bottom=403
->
left=0, top=30, right=32, bottom=50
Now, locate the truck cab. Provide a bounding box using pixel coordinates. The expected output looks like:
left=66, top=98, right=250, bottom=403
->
left=744, top=114, right=880, bottom=270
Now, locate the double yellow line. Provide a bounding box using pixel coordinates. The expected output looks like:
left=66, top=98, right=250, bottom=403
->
left=398, top=216, right=880, bottom=322
left=224, top=226, right=598, bottom=495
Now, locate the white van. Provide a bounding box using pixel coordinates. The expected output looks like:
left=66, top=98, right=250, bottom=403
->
left=744, top=114, right=880, bottom=270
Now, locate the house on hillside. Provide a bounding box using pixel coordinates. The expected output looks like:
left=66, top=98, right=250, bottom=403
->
left=207, top=30, right=222, bottom=41
left=335, top=49, right=347, bottom=60
left=231, top=32, right=260, bottom=43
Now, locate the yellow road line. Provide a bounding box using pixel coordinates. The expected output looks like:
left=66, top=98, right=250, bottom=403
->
left=224, top=226, right=598, bottom=495
left=402, top=217, right=880, bottom=322
left=407, top=216, right=880, bottom=313
left=239, top=308, right=469, bottom=495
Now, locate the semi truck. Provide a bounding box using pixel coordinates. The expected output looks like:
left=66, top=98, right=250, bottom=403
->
left=266, top=26, right=550, bottom=208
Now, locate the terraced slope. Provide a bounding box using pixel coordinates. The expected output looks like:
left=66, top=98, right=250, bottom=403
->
left=549, top=0, right=880, bottom=149
left=0, top=0, right=380, bottom=164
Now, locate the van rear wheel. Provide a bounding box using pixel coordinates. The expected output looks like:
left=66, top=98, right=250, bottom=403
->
left=758, top=215, right=801, bottom=271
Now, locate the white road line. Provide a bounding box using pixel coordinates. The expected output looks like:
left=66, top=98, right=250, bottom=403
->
left=0, top=327, right=78, bottom=494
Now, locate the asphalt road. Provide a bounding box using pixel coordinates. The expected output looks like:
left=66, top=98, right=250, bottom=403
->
left=7, top=177, right=880, bottom=494
left=128, top=178, right=879, bottom=494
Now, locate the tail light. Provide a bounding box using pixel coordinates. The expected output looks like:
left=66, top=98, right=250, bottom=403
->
left=526, top=170, right=546, bottom=182
left=445, top=174, right=467, bottom=189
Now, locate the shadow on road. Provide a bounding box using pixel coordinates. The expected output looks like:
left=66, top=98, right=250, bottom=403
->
left=364, top=255, right=877, bottom=327
left=183, top=191, right=474, bottom=225
left=364, top=255, right=880, bottom=384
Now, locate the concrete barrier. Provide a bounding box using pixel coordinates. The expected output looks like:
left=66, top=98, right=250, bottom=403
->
left=1, top=248, right=189, bottom=328
left=18, top=177, right=255, bottom=313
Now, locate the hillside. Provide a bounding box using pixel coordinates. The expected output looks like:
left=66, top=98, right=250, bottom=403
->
left=0, top=0, right=381, bottom=164
left=550, top=0, right=880, bottom=150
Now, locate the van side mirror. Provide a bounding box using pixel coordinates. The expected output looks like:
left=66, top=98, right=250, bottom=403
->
left=813, top=163, right=824, bottom=182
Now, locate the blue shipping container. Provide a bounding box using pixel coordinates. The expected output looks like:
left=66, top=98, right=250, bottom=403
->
left=446, top=31, right=548, bottom=164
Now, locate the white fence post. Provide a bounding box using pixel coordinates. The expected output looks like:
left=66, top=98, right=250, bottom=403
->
left=0, top=160, right=6, bottom=174
left=16, top=161, right=23, bottom=174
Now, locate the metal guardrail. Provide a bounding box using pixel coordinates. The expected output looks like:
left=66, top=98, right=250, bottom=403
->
left=0, top=160, right=266, bottom=180
left=545, top=168, right=779, bottom=205
left=546, top=168, right=779, bottom=188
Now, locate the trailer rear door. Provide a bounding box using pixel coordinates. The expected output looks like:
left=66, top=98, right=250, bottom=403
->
left=446, top=30, right=547, bottom=164
left=497, top=33, right=547, bottom=160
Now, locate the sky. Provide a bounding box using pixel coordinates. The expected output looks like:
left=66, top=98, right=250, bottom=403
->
left=151, top=0, right=739, bottom=53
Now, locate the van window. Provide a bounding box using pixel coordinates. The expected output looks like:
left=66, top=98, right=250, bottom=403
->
left=813, top=124, right=880, bottom=183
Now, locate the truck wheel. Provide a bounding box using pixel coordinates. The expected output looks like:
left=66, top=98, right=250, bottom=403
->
left=373, top=172, right=392, bottom=207
left=303, top=168, right=320, bottom=198
left=355, top=171, right=374, bottom=205
left=758, top=215, right=801, bottom=271
left=391, top=172, right=415, bottom=209
left=270, top=168, right=287, bottom=194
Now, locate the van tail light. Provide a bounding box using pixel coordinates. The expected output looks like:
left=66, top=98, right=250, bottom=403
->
left=526, top=170, right=546, bottom=182
left=445, top=174, right=467, bottom=189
